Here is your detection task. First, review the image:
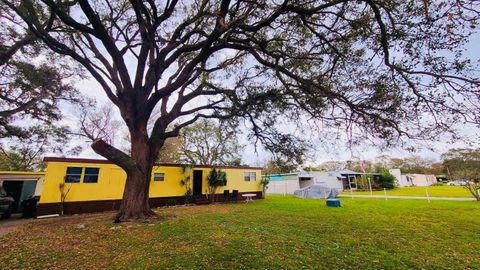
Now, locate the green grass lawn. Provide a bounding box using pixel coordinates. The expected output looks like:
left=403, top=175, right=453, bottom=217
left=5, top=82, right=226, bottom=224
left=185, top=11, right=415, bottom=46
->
left=1, top=196, right=479, bottom=269
left=342, top=186, right=472, bottom=198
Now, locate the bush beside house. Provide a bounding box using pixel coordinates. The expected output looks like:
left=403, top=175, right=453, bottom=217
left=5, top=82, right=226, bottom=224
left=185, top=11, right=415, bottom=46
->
left=355, top=167, right=397, bottom=190
left=377, top=167, right=397, bottom=189
left=207, top=168, right=227, bottom=202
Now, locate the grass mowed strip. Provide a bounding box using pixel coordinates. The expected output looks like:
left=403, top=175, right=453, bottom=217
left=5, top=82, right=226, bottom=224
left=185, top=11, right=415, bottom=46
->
left=343, top=186, right=472, bottom=198
left=1, top=196, right=479, bottom=269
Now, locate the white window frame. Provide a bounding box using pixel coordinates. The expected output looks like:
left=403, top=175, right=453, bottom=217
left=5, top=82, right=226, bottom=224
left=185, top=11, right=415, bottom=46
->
left=153, top=172, right=165, bottom=182
left=244, top=172, right=256, bottom=182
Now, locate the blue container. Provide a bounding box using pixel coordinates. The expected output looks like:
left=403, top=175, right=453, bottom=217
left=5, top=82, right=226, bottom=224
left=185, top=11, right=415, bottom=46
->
left=326, top=199, right=341, bottom=207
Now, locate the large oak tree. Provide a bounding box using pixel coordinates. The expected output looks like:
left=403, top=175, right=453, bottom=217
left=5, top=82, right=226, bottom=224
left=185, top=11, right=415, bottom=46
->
left=4, top=0, right=479, bottom=220
left=0, top=2, right=81, bottom=138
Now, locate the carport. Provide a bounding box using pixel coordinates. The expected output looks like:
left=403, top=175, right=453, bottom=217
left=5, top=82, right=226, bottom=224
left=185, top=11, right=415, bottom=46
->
left=0, top=171, right=45, bottom=212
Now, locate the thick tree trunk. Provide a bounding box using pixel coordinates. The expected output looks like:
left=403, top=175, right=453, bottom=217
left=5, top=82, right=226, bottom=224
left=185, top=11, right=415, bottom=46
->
left=91, top=123, right=164, bottom=222
left=115, top=168, right=156, bottom=221
left=115, top=135, right=156, bottom=222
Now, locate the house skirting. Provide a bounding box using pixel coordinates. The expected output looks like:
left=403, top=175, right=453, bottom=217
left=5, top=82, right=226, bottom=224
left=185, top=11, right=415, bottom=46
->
left=36, top=191, right=263, bottom=216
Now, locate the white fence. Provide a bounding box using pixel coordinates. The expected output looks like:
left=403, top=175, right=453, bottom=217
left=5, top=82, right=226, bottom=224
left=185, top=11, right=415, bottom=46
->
left=267, top=180, right=300, bottom=195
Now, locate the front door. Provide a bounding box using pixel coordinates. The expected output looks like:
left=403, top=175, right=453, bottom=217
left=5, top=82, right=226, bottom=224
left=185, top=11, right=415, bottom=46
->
left=193, top=170, right=203, bottom=196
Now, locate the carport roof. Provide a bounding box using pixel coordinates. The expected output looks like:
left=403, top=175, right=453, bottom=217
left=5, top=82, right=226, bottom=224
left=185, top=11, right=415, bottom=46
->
left=0, top=171, right=45, bottom=175
left=0, top=171, right=45, bottom=181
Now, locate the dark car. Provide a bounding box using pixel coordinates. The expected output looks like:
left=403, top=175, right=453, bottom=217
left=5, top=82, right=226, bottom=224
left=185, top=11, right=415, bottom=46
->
left=0, top=186, right=14, bottom=219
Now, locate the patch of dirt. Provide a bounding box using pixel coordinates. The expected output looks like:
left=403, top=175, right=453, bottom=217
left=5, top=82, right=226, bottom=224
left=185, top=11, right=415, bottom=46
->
left=1, top=209, right=181, bottom=269
left=0, top=214, right=33, bottom=237
left=0, top=203, right=234, bottom=240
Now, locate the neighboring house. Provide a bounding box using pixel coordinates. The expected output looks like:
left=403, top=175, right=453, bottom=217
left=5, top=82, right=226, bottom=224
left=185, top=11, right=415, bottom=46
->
left=3, top=157, right=263, bottom=217
left=266, top=168, right=438, bottom=194
left=265, top=169, right=369, bottom=194
left=389, top=169, right=437, bottom=187
left=401, top=174, right=437, bottom=187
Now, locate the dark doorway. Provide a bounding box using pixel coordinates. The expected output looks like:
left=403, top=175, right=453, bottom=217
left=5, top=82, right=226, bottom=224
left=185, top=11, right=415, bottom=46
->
left=193, top=170, right=203, bottom=196
left=341, top=175, right=357, bottom=190
left=3, top=181, right=23, bottom=212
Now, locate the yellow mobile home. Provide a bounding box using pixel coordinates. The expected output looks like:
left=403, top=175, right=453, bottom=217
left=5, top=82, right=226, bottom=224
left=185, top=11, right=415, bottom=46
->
left=37, top=157, right=263, bottom=216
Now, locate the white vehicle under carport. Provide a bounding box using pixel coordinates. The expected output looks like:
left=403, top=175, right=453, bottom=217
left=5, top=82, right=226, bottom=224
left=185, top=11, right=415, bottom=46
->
left=293, top=184, right=339, bottom=199
left=0, top=187, right=14, bottom=219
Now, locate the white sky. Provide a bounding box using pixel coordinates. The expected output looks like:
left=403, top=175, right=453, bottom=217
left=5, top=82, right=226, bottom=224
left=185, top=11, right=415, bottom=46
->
left=53, top=28, right=480, bottom=167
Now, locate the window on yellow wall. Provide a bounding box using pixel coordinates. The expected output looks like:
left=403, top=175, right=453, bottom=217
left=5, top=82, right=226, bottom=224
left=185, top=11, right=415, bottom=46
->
left=244, top=172, right=256, bottom=181
left=154, top=173, right=165, bottom=181
left=65, top=167, right=82, bottom=183
left=84, top=168, right=100, bottom=183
